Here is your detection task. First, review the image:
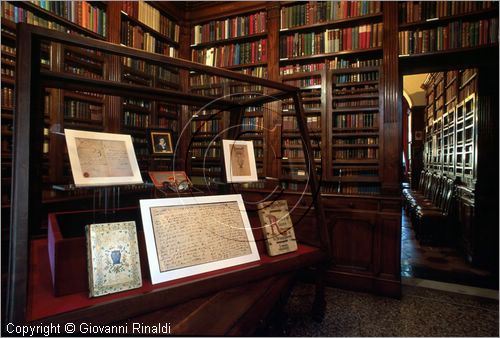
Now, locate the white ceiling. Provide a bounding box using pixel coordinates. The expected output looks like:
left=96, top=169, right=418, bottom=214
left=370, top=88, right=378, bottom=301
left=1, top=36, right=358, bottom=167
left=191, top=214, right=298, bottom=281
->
left=403, top=73, right=428, bottom=108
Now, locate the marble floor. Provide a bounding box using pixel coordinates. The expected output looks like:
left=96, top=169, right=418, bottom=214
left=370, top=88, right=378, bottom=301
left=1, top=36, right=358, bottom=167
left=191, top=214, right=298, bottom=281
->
left=401, top=209, right=498, bottom=289
left=270, top=282, right=499, bottom=336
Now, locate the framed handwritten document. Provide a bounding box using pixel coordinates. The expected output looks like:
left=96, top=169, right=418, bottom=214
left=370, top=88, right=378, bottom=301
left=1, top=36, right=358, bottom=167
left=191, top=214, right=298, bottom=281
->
left=222, top=140, right=258, bottom=183
left=65, top=129, right=143, bottom=187
left=140, top=194, right=260, bottom=284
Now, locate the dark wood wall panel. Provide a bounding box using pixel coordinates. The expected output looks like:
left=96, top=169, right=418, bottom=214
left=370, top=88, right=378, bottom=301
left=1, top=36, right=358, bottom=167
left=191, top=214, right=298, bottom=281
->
left=381, top=2, right=402, bottom=195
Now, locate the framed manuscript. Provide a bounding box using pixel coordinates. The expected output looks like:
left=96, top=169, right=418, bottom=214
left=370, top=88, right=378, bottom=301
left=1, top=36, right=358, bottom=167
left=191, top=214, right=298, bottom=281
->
left=222, top=140, right=258, bottom=183
left=140, top=194, right=260, bottom=284
left=65, top=129, right=143, bottom=187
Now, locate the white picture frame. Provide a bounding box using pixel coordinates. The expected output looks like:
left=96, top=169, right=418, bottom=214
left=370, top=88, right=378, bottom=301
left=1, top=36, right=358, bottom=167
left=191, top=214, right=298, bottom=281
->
left=140, top=194, right=260, bottom=284
left=65, top=129, right=143, bottom=187
left=222, top=139, right=258, bottom=183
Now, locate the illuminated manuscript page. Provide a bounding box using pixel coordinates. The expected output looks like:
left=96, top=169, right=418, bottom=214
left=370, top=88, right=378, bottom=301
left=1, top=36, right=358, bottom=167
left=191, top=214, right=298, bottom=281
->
left=150, top=202, right=252, bottom=272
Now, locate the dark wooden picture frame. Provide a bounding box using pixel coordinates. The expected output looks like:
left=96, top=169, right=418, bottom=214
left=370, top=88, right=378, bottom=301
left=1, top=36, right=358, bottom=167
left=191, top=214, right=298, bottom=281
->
left=149, top=130, right=174, bottom=155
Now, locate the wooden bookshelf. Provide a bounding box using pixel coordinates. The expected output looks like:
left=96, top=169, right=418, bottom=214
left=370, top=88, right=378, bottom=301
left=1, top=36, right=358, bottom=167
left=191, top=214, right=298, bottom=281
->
left=0, top=0, right=185, bottom=192
left=328, top=59, right=382, bottom=195
left=279, top=1, right=382, bottom=31
left=190, top=8, right=269, bottom=74
left=281, top=70, right=325, bottom=183
left=398, top=1, right=499, bottom=57
left=399, top=2, right=498, bottom=28
left=3, top=0, right=498, bottom=310
left=422, top=68, right=478, bottom=185
left=6, top=1, right=107, bottom=39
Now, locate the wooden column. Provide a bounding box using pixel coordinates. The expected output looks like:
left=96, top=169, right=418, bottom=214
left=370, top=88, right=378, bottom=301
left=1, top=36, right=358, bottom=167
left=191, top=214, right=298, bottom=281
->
left=103, top=2, right=122, bottom=133
left=177, top=20, right=191, bottom=172
left=474, top=64, right=499, bottom=270
left=265, top=2, right=281, bottom=180
left=381, top=2, right=401, bottom=195
left=7, top=24, right=42, bottom=324
left=48, top=42, right=64, bottom=183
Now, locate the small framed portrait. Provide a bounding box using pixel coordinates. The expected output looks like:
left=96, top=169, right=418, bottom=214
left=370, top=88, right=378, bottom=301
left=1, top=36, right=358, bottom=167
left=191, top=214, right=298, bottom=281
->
left=149, top=130, right=173, bottom=155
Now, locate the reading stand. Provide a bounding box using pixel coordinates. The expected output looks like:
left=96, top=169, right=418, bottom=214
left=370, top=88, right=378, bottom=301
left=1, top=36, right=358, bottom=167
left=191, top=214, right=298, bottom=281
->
left=6, top=23, right=331, bottom=327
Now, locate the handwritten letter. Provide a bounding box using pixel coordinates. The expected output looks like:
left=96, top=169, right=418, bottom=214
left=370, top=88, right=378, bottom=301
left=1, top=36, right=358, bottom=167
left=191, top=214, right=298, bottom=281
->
left=150, top=202, right=252, bottom=272
left=75, top=138, right=133, bottom=177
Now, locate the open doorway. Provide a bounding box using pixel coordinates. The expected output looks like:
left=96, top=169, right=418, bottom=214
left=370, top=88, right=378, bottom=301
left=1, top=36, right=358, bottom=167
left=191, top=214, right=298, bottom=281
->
left=401, top=72, right=498, bottom=290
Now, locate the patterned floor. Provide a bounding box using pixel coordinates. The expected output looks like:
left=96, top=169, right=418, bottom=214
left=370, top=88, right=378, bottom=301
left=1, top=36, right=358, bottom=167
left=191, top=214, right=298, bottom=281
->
left=260, top=210, right=499, bottom=336
left=269, top=282, right=499, bottom=336
left=401, top=209, right=498, bottom=289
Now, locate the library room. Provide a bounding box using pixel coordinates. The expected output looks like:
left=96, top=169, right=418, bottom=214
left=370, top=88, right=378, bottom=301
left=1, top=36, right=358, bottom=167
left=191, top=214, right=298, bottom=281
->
left=1, top=1, right=498, bottom=336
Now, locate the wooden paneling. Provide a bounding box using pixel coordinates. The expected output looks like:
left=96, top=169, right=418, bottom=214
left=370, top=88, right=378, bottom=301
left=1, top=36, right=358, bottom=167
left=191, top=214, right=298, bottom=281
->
left=185, top=1, right=267, bottom=24
left=381, top=1, right=402, bottom=195
left=377, top=213, right=401, bottom=278
left=330, top=212, right=376, bottom=272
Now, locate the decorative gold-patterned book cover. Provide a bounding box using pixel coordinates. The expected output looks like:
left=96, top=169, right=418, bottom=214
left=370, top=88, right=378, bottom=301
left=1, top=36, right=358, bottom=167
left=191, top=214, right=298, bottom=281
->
left=257, top=200, right=298, bottom=256
left=86, top=221, right=142, bottom=297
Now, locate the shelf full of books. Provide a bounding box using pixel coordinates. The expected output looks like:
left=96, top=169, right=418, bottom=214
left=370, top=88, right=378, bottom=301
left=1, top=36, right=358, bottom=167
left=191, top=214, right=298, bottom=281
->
left=280, top=1, right=382, bottom=31
left=120, top=0, right=180, bottom=89
left=2, top=1, right=107, bottom=39
left=121, top=1, right=179, bottom=47
left=279, top=23, right=383, bottom=61
left=422, top=68, right=478, bottom=187
left=398, top=1, right=498, bottom=56
left=188, top=109, right=225, bottom=187
left=190, top=8, right=268, bottom=74
left=398, top=17, right=499, bottom=56
left=191, top=39, right=268, bottom=68
left=191, top=10, right=267, bottom=46
left=281, top=70, right=325, bottom=184
left=399, top=1, right=498, bottom=26
left=329, top=58, right=382, bottom=195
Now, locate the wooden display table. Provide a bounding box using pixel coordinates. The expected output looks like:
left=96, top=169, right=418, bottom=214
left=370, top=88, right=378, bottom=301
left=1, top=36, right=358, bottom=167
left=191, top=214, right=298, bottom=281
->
left=28, top=239, right=323, bottom=327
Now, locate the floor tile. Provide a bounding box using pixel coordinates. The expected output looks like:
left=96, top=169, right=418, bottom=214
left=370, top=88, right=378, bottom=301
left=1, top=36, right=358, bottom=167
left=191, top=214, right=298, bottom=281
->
left=271, top=282, right=499, bottom=337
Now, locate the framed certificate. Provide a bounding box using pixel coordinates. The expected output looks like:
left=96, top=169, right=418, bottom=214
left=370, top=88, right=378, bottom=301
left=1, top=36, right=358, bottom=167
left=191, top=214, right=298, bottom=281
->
left=222, top=140, right=258, bottom=183
left=65, top=129, right=143, bottom=187
left=140, top=194, right=260, bottom=284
